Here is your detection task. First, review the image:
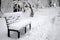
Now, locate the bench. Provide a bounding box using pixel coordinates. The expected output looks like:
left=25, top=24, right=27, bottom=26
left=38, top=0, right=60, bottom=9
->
left=4, top=12, right=31, bottom=38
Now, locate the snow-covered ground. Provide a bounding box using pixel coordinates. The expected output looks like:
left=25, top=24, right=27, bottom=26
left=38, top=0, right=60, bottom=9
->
left=0, top=7, right=60, bottom=40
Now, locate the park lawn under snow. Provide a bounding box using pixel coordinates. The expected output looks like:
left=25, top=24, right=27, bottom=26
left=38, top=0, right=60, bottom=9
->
left=0, top=7, right=60, bottom=40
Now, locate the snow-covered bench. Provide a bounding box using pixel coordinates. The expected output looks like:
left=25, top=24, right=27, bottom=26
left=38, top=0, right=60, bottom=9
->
left=3, top=12, right=31, bottom=38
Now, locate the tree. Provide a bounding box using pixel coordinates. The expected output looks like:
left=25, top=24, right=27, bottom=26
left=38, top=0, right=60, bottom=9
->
left=22, top=1, right=34, bottom=17
left=28, top=3, right=34, bottom=17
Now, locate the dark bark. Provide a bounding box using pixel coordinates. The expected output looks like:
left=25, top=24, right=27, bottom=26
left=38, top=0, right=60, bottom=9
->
left=58, top=0, right=60, bottom=6
left=0, top=0, right=1, bottom=11
left=28, top=3, right=34, bottom=17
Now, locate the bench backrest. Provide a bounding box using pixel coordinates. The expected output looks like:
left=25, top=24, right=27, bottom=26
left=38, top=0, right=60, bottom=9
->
left=4, top=12, right=22, bottom=28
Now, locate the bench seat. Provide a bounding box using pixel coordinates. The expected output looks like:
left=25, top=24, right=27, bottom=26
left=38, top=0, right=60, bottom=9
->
left=9, top=19, right=31, bottom=30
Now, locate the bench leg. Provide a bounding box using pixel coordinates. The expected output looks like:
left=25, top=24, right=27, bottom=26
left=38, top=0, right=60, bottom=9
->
left=18, top=31, right=20, bottom=38
left=29, top=24, right=31, bottom=29
left=8, top=29, right=10, bottom=37
left=25, top=27, right=26, bottom=33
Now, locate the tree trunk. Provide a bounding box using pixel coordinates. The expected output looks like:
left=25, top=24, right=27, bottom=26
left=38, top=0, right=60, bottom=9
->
left=28, top=3, right=34, bottom=17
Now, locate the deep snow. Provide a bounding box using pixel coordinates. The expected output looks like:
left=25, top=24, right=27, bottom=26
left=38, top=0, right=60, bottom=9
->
left=0, top=7, right=60, bottom=40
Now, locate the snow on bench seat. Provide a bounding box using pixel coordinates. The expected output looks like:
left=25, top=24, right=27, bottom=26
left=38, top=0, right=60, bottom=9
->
left=9, top=18, right=31, bottom=30
left=3, top=12, right=32, bottom=30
